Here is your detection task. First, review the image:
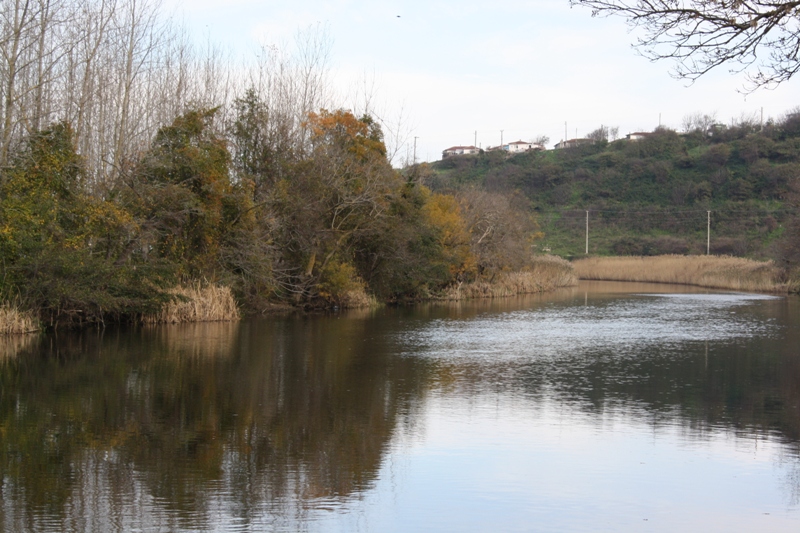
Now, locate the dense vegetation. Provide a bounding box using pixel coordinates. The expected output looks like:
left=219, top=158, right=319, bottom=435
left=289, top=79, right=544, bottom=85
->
left=0, top=1, right=552, bottom=328
left=4, top=0, right=794, bottom=327
left=430, top=110, right=800, bottom=274
left=0, top=105, right=547, bottom=325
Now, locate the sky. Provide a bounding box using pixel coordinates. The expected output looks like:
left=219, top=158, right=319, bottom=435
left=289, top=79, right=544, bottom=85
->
left=162, top=0, right=800, bottom=164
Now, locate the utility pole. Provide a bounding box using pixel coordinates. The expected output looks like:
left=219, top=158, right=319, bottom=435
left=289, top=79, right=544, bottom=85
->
left=474, top=130, right=477, bottom=147
left=585, top=210, right=589, bottom=255
left=413, top=136, right=418, bottom=165
left=500, top=130, right=504, bottom=149
left=707, top=211, right=711, bottom=255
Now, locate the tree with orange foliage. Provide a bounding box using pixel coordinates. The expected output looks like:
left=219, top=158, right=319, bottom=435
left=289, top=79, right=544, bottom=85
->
left=307, top=109, right=387, bottom=161
left=422, top=193, right=475, bottom=279
left=267, top=109, right=400, bottom=303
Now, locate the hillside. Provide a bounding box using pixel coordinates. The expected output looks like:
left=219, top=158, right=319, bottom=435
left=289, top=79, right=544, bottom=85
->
left=429, top=113, right=800, bottom=262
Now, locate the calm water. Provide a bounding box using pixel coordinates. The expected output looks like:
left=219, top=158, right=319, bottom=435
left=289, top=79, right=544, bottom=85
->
left=1, top=281, right=799, bottom=532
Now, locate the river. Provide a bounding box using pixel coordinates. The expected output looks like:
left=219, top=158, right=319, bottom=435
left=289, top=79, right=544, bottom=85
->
left=1, top=281, right=799, bottom=532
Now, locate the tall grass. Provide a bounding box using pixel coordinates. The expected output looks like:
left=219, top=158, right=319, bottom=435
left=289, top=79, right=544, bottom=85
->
left=440, top=255, right=577, bottom=300
left=573, top=255, right=789, bottom=292
left=337, top=287, right=381, bottom=309
left=142, top=283, right=240, bottom=324
left=0, top=303, right=39, bottom=335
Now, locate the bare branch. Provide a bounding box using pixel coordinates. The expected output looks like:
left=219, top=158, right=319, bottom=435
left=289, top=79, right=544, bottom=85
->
left=571, top=0, right=800, bottom=91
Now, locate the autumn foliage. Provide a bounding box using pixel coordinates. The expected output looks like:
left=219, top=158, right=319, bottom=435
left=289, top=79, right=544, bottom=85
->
left=0, top=103, right=548, bottom=327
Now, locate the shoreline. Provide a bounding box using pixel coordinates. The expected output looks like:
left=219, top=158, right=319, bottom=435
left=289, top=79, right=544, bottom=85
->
left=0, top=257, right=579, bottom=334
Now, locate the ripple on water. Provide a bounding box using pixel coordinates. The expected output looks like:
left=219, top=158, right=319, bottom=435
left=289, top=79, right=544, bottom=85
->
left=399, top=291, right=781, bottom=363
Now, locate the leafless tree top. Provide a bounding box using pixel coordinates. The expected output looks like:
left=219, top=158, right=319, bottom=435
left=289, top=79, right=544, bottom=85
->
left=571, top=1, right=800, bottom=91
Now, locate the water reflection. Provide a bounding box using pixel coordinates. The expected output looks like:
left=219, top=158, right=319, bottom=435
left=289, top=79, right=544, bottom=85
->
left=405, top=286, right=800, bottom=444
left=0, top=317, right=432, bottom=531
left=0, top=282, right=799, bottom=531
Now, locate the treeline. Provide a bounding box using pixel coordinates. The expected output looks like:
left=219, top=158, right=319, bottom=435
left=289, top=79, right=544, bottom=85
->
left=0, top=103, right=546, bottom=325
left=0, top=1, right=556, bottom=327
left=430, top=109, right=800, bottom=270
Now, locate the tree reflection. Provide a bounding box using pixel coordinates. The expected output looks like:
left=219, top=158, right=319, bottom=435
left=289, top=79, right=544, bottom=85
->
left=424, top=295, right=800, bottom=446
left=1, top=294, right=800, bottom=531
left=0, top=315, right=431, bottom=531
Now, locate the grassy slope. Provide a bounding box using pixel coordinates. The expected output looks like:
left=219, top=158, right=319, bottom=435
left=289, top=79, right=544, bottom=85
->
left=429, top=126, right=799, bottom=260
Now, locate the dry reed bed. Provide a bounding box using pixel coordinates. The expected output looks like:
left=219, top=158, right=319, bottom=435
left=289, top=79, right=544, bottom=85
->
left=573, top=255, right=789, bottom=292
left=0, top=303, right=40, bottom=335
left=440, top=255, right=578, bottom=300
left=142, top=284, right=240, bottom=324
left=338, top=287, right=380, bottom=309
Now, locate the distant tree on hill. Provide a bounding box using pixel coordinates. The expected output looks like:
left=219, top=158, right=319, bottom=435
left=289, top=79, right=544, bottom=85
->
left=587, top=127, right=607, bottom=143
left=587, top=125, right=619, bottom=142
left=681, top=112, right=718, bottom=134
left=533, top=135, right=550, bottom=147
left=571, top=0, right=800, bottom=90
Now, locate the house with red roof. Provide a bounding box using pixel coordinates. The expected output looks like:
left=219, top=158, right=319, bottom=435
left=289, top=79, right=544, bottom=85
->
left=442, top=145, right=481, bottom=158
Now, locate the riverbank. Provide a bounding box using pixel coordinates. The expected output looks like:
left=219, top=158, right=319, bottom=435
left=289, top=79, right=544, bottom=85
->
left=572, top=255, right=794, bottom=293
left=0, top=284, right=240, bottom=336
left=0, top=257, right=577, bottom=334
left=438, top=255, right=577, bottom=300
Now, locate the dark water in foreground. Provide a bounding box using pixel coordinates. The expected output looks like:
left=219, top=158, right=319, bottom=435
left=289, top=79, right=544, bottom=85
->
left=1, top=281, right=799, bottom=532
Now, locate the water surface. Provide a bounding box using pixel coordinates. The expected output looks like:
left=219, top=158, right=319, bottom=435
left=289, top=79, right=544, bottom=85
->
left=1, top=281, right=799, bottom=532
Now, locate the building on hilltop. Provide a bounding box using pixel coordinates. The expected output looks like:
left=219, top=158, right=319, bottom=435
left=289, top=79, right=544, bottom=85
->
left=626, top=132, right=651, bottom=141
left=442, top=145, right=481, bottom=158
left=505, top=140, right=545, bottom=153
left=554, top=138, right=593, bottom=149
left=483, top=141, right=546, bottom=153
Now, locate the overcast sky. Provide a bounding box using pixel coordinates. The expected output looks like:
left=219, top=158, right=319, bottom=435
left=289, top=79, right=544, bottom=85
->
left=163, top=0, right=800, bottom=163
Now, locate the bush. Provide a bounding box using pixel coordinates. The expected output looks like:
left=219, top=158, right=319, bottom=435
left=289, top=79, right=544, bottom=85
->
left=611, top=236, right=691, bottom=256
left=317, top=261, right=368, bottom=305
left=711, top=237, right=749, bottom=256
left=0, top=123, right=176, bottom=325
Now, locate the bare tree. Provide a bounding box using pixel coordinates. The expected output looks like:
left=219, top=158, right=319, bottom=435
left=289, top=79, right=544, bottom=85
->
left=587, top=125, right=610, bottom=142
left=0, top=0, right=42, bottom=163
left=457, top=189, right=540, bottom=274
left=29, top=0, right=62, bottom=132
left=232, top=24, right=335, bottom=175
left=571, top=1, right=800, bottom=90
left=346, top=69, right=414, bottom=166
left=681, top=111, right=718, bottom=133
left=0, top=0, right=381, bottom=195
left=532, top=134, right=550, bottom=147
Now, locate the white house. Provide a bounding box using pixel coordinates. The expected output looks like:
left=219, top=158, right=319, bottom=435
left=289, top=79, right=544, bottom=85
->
left=485, top=141, right=546, bottom=153
left=626, top=132, right=651, bottom=141
left=504, top=140, right=544, bottom=153
left=554, top=138, right=593, bottom=150
left=442, top=145, right=480, bottom=158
